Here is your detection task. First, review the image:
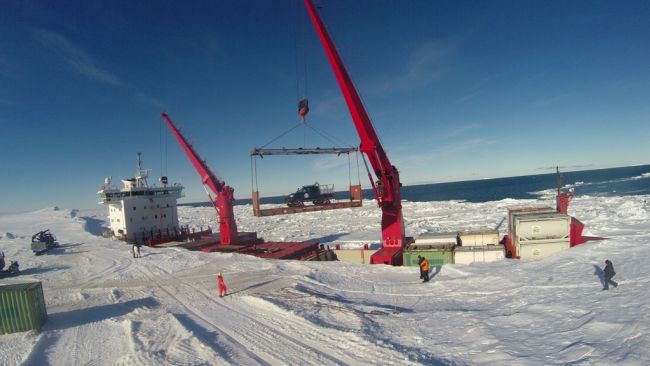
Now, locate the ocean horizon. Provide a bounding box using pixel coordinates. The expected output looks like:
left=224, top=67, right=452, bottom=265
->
left=180, top=164, right=650, bottom=207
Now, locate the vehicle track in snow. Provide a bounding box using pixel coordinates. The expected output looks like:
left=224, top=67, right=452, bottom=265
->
left=72, top=249, right=135, bottom=290
left=132, top=265, right=273, bottom=365
left=137, top=262, right=420, bottom=365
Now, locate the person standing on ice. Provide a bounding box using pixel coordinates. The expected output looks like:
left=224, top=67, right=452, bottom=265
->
left=603, top=259, right=618, bottom=290
left=217, top=272, right=228, bottom=297
left=417, top=255, right=424, bottom=279
left=132, top=243, right=141, bottom=258
left=420, top=256, right=430, bottom=282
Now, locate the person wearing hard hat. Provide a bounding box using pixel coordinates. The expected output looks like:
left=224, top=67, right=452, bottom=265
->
left=217, top=272, right=228, bottom=297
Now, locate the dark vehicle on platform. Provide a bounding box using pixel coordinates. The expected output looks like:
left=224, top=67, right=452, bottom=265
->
left=285, top=183, right=335, bottom=207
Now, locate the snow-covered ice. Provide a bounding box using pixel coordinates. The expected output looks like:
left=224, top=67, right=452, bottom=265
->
left=1, top=194, right=649, bottom=365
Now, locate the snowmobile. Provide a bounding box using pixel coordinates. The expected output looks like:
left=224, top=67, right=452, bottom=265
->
left=31, top=229, right=58, bottom=255
left=0, top=261, right=19, bottom=277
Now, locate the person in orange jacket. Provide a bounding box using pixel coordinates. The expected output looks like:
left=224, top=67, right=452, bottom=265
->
left=420, top=257, right=430, bottom=282
left=217, top=272, right=228, bottom=297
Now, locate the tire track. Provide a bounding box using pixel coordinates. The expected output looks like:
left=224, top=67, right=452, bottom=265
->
left=143, top=263, right=419, bottom=365
left=133, top=266, right=272, bottom=365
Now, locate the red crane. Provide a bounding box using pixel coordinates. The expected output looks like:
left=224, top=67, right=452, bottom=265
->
left=161, top=112, right=239, bottom=245
left=304, top=0, right=406, bottom=264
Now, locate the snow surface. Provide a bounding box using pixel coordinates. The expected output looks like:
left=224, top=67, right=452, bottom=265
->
left=1, top=193, right=650, bottom=365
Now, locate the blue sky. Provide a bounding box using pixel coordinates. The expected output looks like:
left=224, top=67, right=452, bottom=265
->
left=1, top=0, right=649, bottom=213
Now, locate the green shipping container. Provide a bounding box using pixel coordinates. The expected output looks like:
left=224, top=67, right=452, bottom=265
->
left=403, top=245, right=455, bottom=267
left=0, top=282, right=48, bottom=334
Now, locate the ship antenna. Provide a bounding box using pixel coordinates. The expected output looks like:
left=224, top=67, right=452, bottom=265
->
left=136, top=152, right=142, bottom=187
left=135, top=152, right=149, bottom=188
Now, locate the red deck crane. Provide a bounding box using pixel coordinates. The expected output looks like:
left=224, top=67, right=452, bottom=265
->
left=161, top=112, right=239, bottom=245
left=304, top=0, right=406, bottom=264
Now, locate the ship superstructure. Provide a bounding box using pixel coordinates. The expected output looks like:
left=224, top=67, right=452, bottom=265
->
left=98, top=153, right=184, bottom=241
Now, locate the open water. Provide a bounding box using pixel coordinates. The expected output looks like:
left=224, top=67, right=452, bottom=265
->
left=183, top=164, right=650, bottom=207
left=397, top=164, right=650, bottom=203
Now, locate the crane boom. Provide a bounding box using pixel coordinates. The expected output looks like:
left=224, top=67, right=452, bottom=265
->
left=304, top=0, right=405, bottom=248
left=161, top=112, right=239, bottom=245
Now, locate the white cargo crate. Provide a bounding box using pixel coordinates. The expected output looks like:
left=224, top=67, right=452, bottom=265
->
left=514, top=212, right=570, bottom=243
left=334, top=249, right=378, bottom=264
left=454, top=245, right=505, bottom=264
left=414, top=232, right=458, bottom=246
left=458, top=230, right=500, bottom=247
left=518, top=240, right=570, bottom=260
left=507, top=207, right=555, bottom=241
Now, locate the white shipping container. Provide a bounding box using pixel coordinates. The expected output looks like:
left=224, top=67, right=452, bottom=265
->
left=458, top=230, right=500, bottom=247
left=484, top=246, right=506, bottom=262
left=454, top=245, right=505, bottom=264
left=518, top=241, right=570, bottom=260
left=334, top=249, right=378, bottom=264
left=507, top=207, right=555, bottom=241
left=415, top=232, right=458, bottom=246
left=514, top=212, right=570, bottom=243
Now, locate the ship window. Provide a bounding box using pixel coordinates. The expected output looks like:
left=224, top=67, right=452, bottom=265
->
left=130, top=218, right=133, bottom=223
left=166, top=204, right=170, bottom=208
left=133, top=207, right=136, bottom=211
left=155, top=215, right=158, bottom=219
left=157, top=204, right=160, bottom=208
left=117, top=219, right=120, bottom=222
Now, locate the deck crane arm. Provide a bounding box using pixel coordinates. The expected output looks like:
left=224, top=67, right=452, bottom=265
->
left=161, top=112, right=239, bottom=245
left=304, top=0, right=405, bottom=248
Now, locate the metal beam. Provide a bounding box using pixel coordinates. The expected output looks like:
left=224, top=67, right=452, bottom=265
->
left=250, top=147, right=358, bottom=156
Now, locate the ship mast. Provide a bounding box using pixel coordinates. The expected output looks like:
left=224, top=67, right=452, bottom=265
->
left=135, top=152, right=150, bottom=188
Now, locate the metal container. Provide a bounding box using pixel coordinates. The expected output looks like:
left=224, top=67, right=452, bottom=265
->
left=507, top=207, right=555, bottom=242
left=414, top=232, right=458, bottom=246
left=518, top=240, right=570, bottom=260
left=403, top=244, right=455, bottom=267
left=513, top=212, right=571, bottom=260
left=458, top=230, right=500, bottom=247
left=484, top=245, right=506, bottom=262
left=514, top=212, right=570, bottom=242
left=0, top=282, right=48, bottom=334
left=334, top=249, right=378, bottom=264
left=454, top=245, right=505, bottom=264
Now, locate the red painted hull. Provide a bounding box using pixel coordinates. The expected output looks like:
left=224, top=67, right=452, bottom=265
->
left=238, top=242, right=319, bottom=260
left=370, top=246, right=404, bottom=266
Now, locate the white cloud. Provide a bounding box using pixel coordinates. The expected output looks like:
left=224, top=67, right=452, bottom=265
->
left=310, top=155, right=350, bottom=170
left=395, top=137, right=497, bottom=165
left=532, top=93, right=573, bottom=108
left=376, top=40, right=458, bottom=94
left=33, top=28, right=122, bottom=86
left=392, top=123, right=480, bottom=152
left=456, top=73, right=505, bottom=104
left=135, top=92, right=164, bottom=109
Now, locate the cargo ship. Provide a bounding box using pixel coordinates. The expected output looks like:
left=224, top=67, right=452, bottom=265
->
left=97, top=153, right=185, bottom=243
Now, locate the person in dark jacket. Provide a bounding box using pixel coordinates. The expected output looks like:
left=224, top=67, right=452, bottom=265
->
left=417, top=255, right=424, bottom=279
left=603, top=259, right=618, bottom=290
left=132, top=243, right=141, bottom=258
